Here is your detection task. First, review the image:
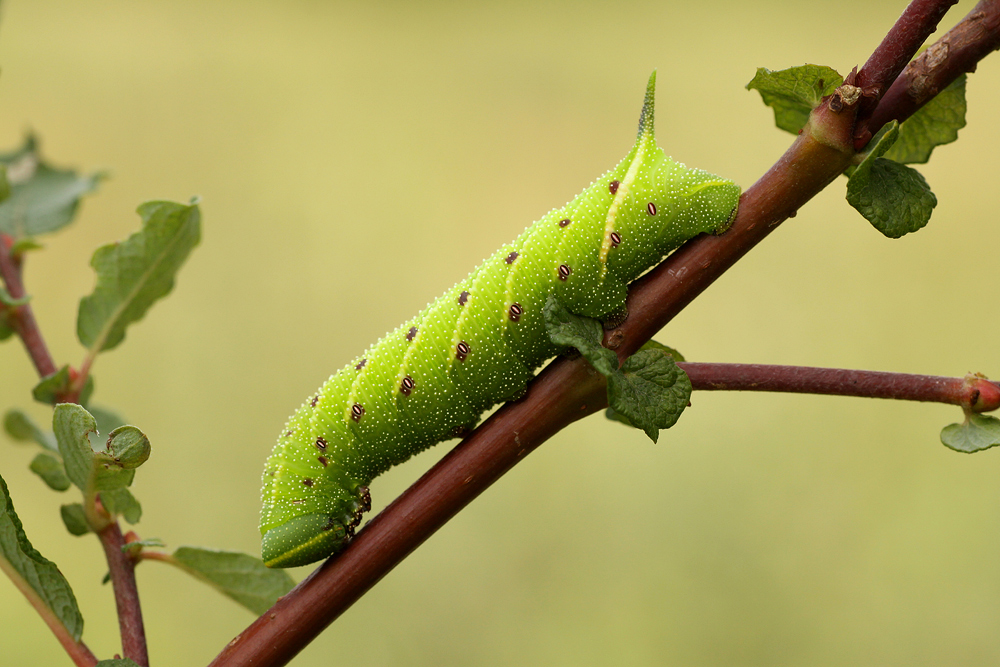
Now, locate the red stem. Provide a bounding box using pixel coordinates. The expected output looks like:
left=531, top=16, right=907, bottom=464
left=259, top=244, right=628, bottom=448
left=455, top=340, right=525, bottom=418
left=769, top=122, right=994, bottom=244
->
left=97, top=522, right=149, bottom=667
left=0, top=234, right=58, bottom=378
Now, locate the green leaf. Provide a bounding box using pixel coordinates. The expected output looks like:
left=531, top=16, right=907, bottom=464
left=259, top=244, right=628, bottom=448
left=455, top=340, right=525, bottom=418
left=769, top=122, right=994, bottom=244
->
left=543, top=295, right=618, bottom=376
left=606, top=348, right=693, bottom=443
left=29, top=453, right=71, bottom=491
left=941, top=413, right=1000, bottom=453
left=32, top=366, right=94, bottom=407
left=52, top=404, right=134, bottom=493
left=846, top=122, right=936, bottom=238
left=167, top=547, right=295, bottom=616
left=60, top=504, right=90, bottom=536
left=0, top=135, right=103, bottom=239
left=77, top=199, right=201, bottom=354
left=883, top=75, right=966, bottom=165
left=104, top=426, right=150, bottom=469
left=100, top=488, right=141, bottom=524
left=10, top=237, right=44, bottom=255
left=0, top=473, right=84, bottom=640
left=636, top=339, right=685, bottom=363
left=746, top=65, right=844, bottom=134
left=0, top=312, right=13, bottom=341
left=3, top=409, right=58, bottom=451
left=95, top=660, right=141, bottom=667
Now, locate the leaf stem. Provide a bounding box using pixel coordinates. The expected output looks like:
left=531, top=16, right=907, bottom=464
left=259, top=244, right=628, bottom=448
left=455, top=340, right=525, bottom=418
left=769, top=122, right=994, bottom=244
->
left=0, top=233, right=58, bottom=378
left=97, top=522, right=149, bottom=667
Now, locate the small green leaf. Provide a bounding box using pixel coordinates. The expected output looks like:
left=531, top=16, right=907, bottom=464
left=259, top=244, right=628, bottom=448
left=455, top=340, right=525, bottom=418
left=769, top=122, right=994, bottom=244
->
left=606, top=348, right=693, bottom=443
left=636, top=339, right=685, bottom=363
left=0, top=473, right=84, bottom=640
left=32, top=366, right=94, bottom=407
left=746, top=65, right=844, bottom=134
left=846, top=121, right=937, bottom=238
left=100, top=488, right=141, bottom=524
left=95, top=660, right=141, bottom=667
left=0, top=135, right=103, bottom=239
left=29, top=453, right=71, bottom=491
left=10, top=237, right=44, bottom=255
left=104, top=426, right=150, bottom=469
left=60, top=504, right=90, bottom=536
left=124, top=537, right=165, bottom=551
left=883, top=75, right=966, bottom=165
left=77, top=200, right=201, bottom=354
left=543, top=295, right=618, bottom=376
left=52, top=404, right=134, bottom=493
left=3, top=409, right=58, bottom=451
left=87, top=405, right=127, bottom=451
left=166, top=547, right=295, bottom=615
left=941, top=413, right=1000, bottom=453
left=0, top=286, right=30, bottom=307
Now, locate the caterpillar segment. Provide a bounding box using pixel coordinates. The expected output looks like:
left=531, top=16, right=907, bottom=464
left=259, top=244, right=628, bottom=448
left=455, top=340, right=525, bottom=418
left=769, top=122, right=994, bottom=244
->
left=260, top=71, right=741, bottom=567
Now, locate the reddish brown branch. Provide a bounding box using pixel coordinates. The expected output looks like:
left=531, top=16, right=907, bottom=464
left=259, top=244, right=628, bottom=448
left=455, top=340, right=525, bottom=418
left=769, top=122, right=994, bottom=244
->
left=853, top=0, right=958, bottom=135
left=861, top=0, right=1000, bottom=147
left=97, top=522, right=149, bottom=667
left=0, top=234, right=58, bottom=378
left=681, top=363, right=1000, bottom=413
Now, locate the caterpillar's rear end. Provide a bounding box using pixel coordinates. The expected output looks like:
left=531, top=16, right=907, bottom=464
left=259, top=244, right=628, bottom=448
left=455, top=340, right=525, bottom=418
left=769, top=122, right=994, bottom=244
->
left=260, top=72, right=740, bottom=568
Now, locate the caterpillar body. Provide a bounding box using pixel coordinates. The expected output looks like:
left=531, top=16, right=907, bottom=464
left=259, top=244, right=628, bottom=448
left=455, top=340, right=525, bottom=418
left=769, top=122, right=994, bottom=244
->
left=260, top=73, right=741, bottom=567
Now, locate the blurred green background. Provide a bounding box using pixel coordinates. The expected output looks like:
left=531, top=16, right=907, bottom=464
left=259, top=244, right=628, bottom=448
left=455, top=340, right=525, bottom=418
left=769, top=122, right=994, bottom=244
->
left=1, top=0, right=998, bottom=665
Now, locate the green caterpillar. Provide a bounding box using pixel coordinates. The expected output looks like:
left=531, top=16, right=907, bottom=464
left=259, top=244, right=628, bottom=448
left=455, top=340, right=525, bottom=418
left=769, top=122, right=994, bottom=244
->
left=259, top=73, right=740, bottom=567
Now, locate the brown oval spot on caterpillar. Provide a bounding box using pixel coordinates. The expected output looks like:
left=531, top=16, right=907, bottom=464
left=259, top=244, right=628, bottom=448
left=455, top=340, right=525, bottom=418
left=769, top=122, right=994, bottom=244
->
left=456, top=341, right=470, bottom=361
left=302, top=478, right=313, bottom=487
left=310, top=395, right=319, bottom=408
left=449, top=423, right=475, bottom=439
left=457, top=291, right=470, bottom=307
left=315, top=436, right=328, bottom=450
left=558, top=264, right=572, bottom=280
left=609, top=180, right=620, bottom=194
left=505, top=251, right=518, bottom=264
left=647, top=202, right=657, bottom=216
left=317, top=456, right=329, bottom=467
left=285, top=431, right=294, bottom=437
left=610, top=231, right=622, bottom=247
left=400, top=376, right=415, bottom=396
left=406, top=326, right=418, bottom=341
left=509, top=303, right=523, bottom=322
left=351, top=403, right=365, bottom=421
left=559, top=218, right=571, bottom=228
left=355, top=359, right=366, bottom=371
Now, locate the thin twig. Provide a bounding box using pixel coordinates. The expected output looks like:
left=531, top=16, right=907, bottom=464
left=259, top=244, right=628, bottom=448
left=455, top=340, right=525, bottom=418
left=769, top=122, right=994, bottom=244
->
left=97, top=522, right=149, bottom=667
left=681, top=363, right=1000, bottom=412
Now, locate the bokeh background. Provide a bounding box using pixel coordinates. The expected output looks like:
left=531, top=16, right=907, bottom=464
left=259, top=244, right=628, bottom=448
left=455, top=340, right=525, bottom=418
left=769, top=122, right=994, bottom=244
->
left=1, top=1, right=998, bottom=665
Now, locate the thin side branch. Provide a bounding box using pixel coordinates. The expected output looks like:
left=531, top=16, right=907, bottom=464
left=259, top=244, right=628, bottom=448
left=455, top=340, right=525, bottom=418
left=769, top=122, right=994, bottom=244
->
left=97, top=522, right=149, bottom=667
left=681, top=363, right=1000, bottom=412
